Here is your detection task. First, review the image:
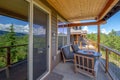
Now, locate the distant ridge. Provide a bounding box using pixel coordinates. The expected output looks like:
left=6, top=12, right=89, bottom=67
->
left=0, top=30, right=27, bottom=36
left=116, top=31, right=120, bottom=36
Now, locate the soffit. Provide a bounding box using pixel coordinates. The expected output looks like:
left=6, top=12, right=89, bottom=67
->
left=47, top=0, right=118, bottom=21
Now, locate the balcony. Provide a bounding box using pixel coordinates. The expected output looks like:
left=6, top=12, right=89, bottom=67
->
left=0, top=0, right=120, bottom=80
left=46, top=62, right=110, bottom=80
left=0, top=39, right=120, bottom=80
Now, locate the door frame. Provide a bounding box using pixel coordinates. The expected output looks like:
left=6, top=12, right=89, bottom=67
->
left=28, top=0, right=51, bottom=80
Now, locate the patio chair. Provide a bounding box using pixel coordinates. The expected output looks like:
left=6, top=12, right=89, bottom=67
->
left=74, top=53, right=99, bottom=79
left=61, top=45, right=74, bottom=63
left=71, top=44, right=81, bottom=53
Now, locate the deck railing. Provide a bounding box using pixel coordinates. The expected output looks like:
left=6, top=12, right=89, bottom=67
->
left=0, top=44, right=28, bottom=70
left=79, top=39, right=98, bottom=51
left=100, top=44, right=120, bottom=80
left=79, top=39, right=120, bottom=80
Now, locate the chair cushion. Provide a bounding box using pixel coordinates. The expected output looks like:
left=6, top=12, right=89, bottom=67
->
left=62, top=46, right=74, bottom=59
left=71, top=44, right=80, bottom=53
left=67, top=52, right=74, bottom=59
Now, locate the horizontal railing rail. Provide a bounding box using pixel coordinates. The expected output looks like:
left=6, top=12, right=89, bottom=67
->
left=0, top=44, right=28, bottom=48
left=79, top=39, right=98, bottom=51
left=0, top=44, right=28, bottom=68
left=99, top=44, right=120, bottom=80
left=100, top=44, right=120, bottom=56
left=84, top=39, right=120, bottom=80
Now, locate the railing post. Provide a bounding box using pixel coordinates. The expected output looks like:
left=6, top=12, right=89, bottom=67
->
left=97, top=24, right=100, bottom=53
left=7, top=47, right=11, bottom=66
left=80, top=41, right=82, bottom=49
left=105, top=48, right=109, bottom=73
left=6, top=47, right=11, bottom=79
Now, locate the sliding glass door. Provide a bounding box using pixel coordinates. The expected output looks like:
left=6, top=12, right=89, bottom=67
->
left=33, top=5, right=49, bottom=80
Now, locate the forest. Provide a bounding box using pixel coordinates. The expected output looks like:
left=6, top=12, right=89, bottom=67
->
left=87, top=29, right=120, bottom=67
left=87, top=29, right=120, bottom=52
left=0, top=24, right=120, bottom=68
left=0, top=24, right=28, bottom=68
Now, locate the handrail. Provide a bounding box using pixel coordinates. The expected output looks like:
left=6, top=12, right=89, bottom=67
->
left=84, top=39, right=120, bottom=79
left=0, top=44, right=28, bottom=48
left=0, top=44, right=28, bottom=67
left=100, top=44, right=120, bottom=56
left=99, top=43, right=120, bottom=80
left=80, top=39, right=98, bottom=51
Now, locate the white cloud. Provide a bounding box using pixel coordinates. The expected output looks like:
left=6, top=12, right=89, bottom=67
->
left=0, top=23, right=29, bottom=33
left=101, top=28, right=110, bottom=34
left=33, top=24, right=46, bottom=35
left=82, top=26, right=88, bottom=32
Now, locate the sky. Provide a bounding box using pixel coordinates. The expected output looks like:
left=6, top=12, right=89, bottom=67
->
left=0, top=15, right=29, bottom=33
left=0, top=11, right=120, bottom=34
left=86, top=11, right=120, bottom=34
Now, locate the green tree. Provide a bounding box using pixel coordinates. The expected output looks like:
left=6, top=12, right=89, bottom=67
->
left=7, top=24, right=18, bottom=63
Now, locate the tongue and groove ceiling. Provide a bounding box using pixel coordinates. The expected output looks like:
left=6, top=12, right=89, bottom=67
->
left=47, top=0, right=118, bottom=22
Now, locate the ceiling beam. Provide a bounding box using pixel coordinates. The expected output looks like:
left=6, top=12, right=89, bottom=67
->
left=58, top=20, right=106, bottom=27
left=98, top=0, right=119, bottom=20
left=0, top=8, right=27, bottom=21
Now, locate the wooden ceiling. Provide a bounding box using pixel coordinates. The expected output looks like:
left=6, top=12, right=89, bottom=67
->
left=0, top=0, right=28, bottom=21
left=103, top=0, right=120, bottom=20
left=47, top=0, right=118, bottom=22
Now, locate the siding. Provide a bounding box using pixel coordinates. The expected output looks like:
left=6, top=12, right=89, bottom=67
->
left=51, top=11, right=61, bottom=70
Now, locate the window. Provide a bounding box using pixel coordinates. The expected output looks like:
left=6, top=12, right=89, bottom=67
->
left=0, top=0, right=29, bottom=80
left=58, top=27, right=68, bottom=50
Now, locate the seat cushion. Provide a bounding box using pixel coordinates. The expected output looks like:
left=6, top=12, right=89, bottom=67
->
left=67, top=52, right=74, bottom=59
left=72, top=44, right=80, bottom=52
left=62, top=46, right=74, bottom=59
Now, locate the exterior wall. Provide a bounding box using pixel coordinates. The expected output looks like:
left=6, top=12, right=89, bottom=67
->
left=51, top=10, right=61, bottom=70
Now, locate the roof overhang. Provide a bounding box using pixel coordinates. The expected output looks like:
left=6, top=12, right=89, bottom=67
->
left=47, top=0, right=119, bottom=22
left=59, top=20, right=106, bottom=27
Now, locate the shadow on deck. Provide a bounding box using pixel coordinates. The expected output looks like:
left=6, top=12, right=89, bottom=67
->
left=49, top=61, right=111, bottom=80
left=0, top=60, right=27, bottom=80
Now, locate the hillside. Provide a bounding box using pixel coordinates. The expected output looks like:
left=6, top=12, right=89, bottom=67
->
left=0, top=30, right=27, bottom=36
left=116, top=31, right=120, bottom=36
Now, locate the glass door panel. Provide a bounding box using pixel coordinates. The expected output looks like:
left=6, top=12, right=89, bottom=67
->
left=33, top=5, right=48, bottom=80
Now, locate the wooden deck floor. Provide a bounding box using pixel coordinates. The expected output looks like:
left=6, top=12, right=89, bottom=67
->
left=0, top=59, right=113, bottom=80
left=52, top=62, right=111, bottom=80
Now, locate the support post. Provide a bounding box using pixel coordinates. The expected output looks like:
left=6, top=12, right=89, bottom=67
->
left=63, top=25, right=64, bottom=45
left=97, top=25, right=100, bottom=52
left=6, top=47, right=10, bottom=79
left=7, top=47, right=11, bottom=66
left=67, top=27, right=70, bottom=45
left=105, top=48, right=109, bottom=73
left=76, top=34, right=78, bottom=44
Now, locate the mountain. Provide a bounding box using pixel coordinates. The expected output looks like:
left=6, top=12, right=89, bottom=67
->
left=0, top=30, right=27, bottom=36
left=116, top=31, right=120, bottom=36
left=58, top=32, right=67, bottom=36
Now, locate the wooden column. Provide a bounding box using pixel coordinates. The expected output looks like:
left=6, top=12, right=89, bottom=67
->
left=7, top=47, right=11, bottom=66
left=63, top=25, right=64, bottom=45
left=97, top=25, right=100, bottom=52
left=105, top=48, right=109, bottom=73
left=76, top=34, right=78, bottom=44
left=67, top=28, right=70, bottom=44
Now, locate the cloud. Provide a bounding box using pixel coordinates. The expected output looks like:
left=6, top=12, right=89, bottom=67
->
left=0, top=23, right=29, bottom=33
left=101, top=28, right=110, bottom=34
left=33, top=24, right=46, bottom=35
left=82, top=26, right=88, bottom=32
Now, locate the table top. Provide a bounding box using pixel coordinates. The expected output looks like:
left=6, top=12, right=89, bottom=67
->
left=76, top=50, right=102, bottom=57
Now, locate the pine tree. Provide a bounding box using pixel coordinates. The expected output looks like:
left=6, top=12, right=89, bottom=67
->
left=7, top=24, right=17, bottom=63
